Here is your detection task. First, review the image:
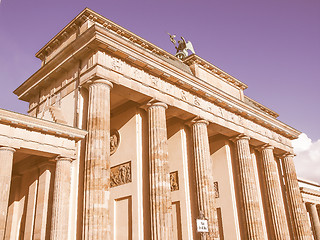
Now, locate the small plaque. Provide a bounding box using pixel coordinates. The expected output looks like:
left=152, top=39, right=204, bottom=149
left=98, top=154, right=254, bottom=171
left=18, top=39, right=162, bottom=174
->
left=196, top=219, right=209, bottom=233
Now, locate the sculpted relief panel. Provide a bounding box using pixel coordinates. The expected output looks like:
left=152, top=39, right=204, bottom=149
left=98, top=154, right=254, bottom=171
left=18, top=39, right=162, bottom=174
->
left=170, top=171, right=179, bottom=191
left=110, top=161, right=132, bottom=188
left=98, top=52, right=291, bottom=148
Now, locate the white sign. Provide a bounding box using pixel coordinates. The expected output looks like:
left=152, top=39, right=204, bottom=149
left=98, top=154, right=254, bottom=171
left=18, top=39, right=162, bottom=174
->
left=196, top=219, right=209, bottom=233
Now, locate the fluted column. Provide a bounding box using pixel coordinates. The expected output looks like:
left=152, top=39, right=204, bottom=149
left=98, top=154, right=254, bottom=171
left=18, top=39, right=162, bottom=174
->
left=191, top=118, right=219, bottom=239
left=34, top=163, right=53, bottom=240
left=234, top=134, right=264, bottom=240
left=50, top=157, right=73, bottom=240
left=259, top=145, right=290, bottom=239
left=84, top=79, right=113, bottom=240
left=306, top=203, right=320, bottom=240
left=0, top=146, right=15, bottom=239
left=281, top=154, right=313, bottom=239
left=147, top=100, right=173, bottom=240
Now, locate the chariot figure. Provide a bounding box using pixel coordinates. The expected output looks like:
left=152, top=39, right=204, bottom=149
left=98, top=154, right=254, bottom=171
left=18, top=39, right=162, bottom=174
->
left=168, top=33, right=195, bottom=59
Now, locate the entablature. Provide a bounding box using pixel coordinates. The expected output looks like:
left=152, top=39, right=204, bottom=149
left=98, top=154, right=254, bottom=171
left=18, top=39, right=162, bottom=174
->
left=14, top=8, right=300, bottom=150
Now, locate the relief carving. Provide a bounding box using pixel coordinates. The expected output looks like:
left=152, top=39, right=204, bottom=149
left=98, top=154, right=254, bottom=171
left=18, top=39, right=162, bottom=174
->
left=194, top=96, right=200, bottom=106
left=110, top=161, right=131, bottom=188
left=103, top=53, right=291, bottom=148
left=214, top=181, right=219, bottom=198
left=110, top=129, right=120, bottom=155
left=111, top=57, right=123, bottom=72
left=170, top=171, right=179, bottom=191
left=181, top=90, right=187, bottom=101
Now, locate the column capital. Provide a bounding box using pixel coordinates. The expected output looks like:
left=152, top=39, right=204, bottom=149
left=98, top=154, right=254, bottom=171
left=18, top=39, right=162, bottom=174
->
left=83, top=78, right=113, bottom=89
left=257, top=143, right=274, bottom=152
left=281, top=152, right=296, bottom=159
left=230, top=133, right=250, bottom=142
left=190, top=116, right=209, bottom=126
left=0, top=146, right=16, bottom=153
left=146, top=99, right=168, bottom=109
left=55, top=156, right=74, bottom=162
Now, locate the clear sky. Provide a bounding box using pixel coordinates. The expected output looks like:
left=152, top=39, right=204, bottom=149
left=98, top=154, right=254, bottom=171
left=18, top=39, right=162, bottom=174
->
left=0, top=0, right=319, bottom=142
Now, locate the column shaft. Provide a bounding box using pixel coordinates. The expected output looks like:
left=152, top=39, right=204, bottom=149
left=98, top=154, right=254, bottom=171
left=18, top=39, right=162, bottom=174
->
left=50, top=157, right=72, bottom=240
left=148, top=101, right=173, bottom=240
left=34, top=164, right=53, bottom=240
left=191, top=119, right=219, bottom=239
left=84, top=79, right=112, bottom=240
left=260, top=145, right=290, bottom=239
left=307, top=203, right=320, bottom=240
left=282, top=154, right=313, bottom=239
left=0, top=146, right=15, bottom=239
left=234, top=135, right=265, bottom=240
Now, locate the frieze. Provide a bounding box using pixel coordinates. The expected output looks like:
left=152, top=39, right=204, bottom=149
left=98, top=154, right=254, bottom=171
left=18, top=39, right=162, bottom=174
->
left=99, top=52, right=292, bottom=147
left=110, top=161, right=131, bottom=188
left=170, top=171, right=179, bottom=191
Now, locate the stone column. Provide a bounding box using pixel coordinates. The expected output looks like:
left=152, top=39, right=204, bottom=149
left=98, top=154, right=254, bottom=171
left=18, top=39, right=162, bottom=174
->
left=147, top=100, right=173, bottom=240
left=50, top=157, right=73, bottom=240
left=281, top=154, right=313, bottom=239
left=84, top=79, right=113, bottom=240
left=306, top=203, right=320, bottom=240
left=234, top=134, right=265, bottom=240
left=191, top=118, right=219, bottom=239
left=259, top=145, right=290, bottom=239
left=34, top=163, right=53, bottom=240
left=0, top=146, right=15, bottom=239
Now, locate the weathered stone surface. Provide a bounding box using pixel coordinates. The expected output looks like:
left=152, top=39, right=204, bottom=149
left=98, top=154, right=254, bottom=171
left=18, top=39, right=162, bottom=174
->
left=0, top=146, right=15, bottom=239
left=259, top=145, right=290, bottom=239
left=234, top=134, right=265, bottom=240
left=50, top=157, right=73, bottom=240
left=83, top=79, right=113, bottom=240
left=282, top=154, right=313, bottom=239
left=191, top=118, right=219, bottom=239
left=147, top=100, right=173, bottom=240
left=306, top=203, right=320, bottom=240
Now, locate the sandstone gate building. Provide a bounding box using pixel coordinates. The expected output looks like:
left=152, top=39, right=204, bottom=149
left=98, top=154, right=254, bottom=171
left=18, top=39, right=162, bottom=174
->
left=1, top=8, right=318, bottom=240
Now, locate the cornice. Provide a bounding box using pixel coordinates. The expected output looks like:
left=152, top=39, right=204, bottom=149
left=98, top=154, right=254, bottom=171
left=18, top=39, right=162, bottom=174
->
left=244, top=96, right=279, bottom=118
left=0, top=108, right=87, bottom=140
left=35, top=7, right=178, bottom=63
left=300, top=187, right=320, bottom=198
left=184, top=54, right=248, bottom=90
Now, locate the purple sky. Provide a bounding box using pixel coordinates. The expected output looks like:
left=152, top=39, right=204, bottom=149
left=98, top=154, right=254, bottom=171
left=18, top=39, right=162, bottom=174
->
left=0, top=0, right=319, bottom=140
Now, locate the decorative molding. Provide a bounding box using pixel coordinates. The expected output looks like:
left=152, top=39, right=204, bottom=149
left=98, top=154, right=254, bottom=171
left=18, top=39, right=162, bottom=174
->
left=110, top=161, right=131, bottom=188
left=0, top=108, right=87, bottom=140
left=100, top=55, right=296, bottom=144
left=35, top=8, right=177, bottom=63
left=244, top=96, right=279, bottom=118
left=170, top=171, right=179, bottom=191
left=184, top=54, right=248, bottom=90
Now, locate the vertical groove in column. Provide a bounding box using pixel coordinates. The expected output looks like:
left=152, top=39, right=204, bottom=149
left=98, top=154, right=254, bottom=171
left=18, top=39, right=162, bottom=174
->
left=84, top=79, right=112, bottom=240
left=307, top=203, right=320, bottom=240
left=0, top=146, right=15, bottom=240
left=192, top=119, right=219, bottom=239
left=148, top=101, right=173, bottom=240
left=282, top=154, right=313, bottom=239
left=50, top=157, right=72, bottom=240
left=260, top=145, right=290, bottom=239
left=234, top=135, right=264, bottom=240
